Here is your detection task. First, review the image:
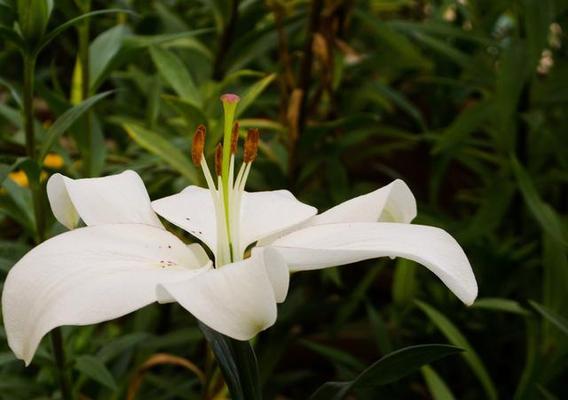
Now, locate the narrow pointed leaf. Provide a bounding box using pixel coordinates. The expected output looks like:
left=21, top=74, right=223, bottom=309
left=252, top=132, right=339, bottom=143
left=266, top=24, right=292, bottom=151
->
left=75, top=355, right=117, bottom=391
left=122, top=123, right=198, bottom=183
left=236, top=74, right=276, bottom=117
left=511, top=156, right=567, bottom=246
left=37, top=9, right=135, bottom=54
left=416, top=300, right=498, bottom=400
left=529, top=300, right=568, bottom=336
left=89, top=25, right=128, bottom=91
left=354, top=344, right=462, bottom=387
left=0, top=26, right=23, bottom=48
left=0, top=76, right=22, bottom=108
left=422, top=366, right=456, bottom=400
left=38, top=91, right=113, bottom=162
left=472, top=298, right=530, bottom=316
left=309, top=382, right=350, bottom=400
left=150, top=46, right=201, bottom=106
left=309, top=344, right=462, bottom=400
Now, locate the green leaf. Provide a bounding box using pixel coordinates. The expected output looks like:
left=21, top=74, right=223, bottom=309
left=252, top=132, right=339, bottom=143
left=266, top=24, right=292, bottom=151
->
left=97, top=332, right=150, bottom=363
left=150, top=45, right=201, bottom=106
left=416, top=300, right=498, bottom=400
left=354, top=9, right=430, bottom=69
left=0, top=239, right=30, bottom=273
left=74, top=355, right=117, bottom=391
left=0, top=76, right=22, bottom=107
left=434, top=99, right=494, bottom=154
left=0, top=25, right=23, bottom=48
left=357, top=344, right=462, bottom=387
left=0, top=163, right=11, bottom=184
left=198, top=322, right=261, bottom=400
left=309, top=382, right=351, bottom=400
left=334, top=268, right=381, bottom=330
left=161, top=95, right=209, bottom=129
left=392, top=258, right=417, bottom=305
left=373, top=81, right=426, bottom=130
left=38, top=90, right=113, bottom=162
left=300, top=340, right=366, bottom=371
left=36, top=9, right=134, bottom=55
left=122, top=29, right=212, bottom=50
left=511, top=156, right=566, bottom=246
left=236, top=73, right=276, bottom=118
left=422, top=365, right=456, bottom=400
left=529, top=300, right=568, bottom=336
left=309, top=344, right=462, bottom=400
left=410, top=32, right=473, bottom=68
left=366, top=303, right=393, bottom=354
left=122, top=123, right=198, bottom=183
left=0, top=352, right=17, bottom=367
left=472, top=298, right=530, bottom=316
left=542, top=234, right=568, bottom=341
left=89, top=25, right=128, bottom=91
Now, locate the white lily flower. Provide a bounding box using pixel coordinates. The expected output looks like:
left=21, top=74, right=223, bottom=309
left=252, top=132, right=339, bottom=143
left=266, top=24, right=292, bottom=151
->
left=1, top=94, right=477, bottom=366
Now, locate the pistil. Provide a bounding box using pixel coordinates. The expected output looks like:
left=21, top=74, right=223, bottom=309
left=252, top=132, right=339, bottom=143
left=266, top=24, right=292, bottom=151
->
left=191, top=95, right=261, bottom=266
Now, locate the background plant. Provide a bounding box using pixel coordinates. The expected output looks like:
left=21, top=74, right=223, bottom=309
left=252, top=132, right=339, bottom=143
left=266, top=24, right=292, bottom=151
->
left=0, top=0, right=566, bottom=399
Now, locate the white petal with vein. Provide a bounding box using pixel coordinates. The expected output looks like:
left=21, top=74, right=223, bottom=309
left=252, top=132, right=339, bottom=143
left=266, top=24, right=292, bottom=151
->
left=157, top=248, right=288, bottom=340
left=308, top=179, right=416, bottom=226
left=47, top=171, right=163, bottom=228
left=1, top=224, right=208, bottom=364
left=270, top=222, right=477, bottom=305
left=152, top=187, right=316, bottom=256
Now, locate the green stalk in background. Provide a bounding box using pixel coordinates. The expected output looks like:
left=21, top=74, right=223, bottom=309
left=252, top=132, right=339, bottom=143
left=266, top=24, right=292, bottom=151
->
left=19, top=0, right=72, bottom=396
left=75, top=0, right=93, bottom=176
left=22, top=51, right=72, bottom=400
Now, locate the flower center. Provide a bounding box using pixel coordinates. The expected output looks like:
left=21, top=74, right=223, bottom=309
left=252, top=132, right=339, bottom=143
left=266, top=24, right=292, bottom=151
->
left=191, top=94, right=259, bottom=267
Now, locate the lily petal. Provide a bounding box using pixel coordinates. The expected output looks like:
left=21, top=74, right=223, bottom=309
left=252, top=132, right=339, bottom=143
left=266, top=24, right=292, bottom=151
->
left=152, top=186, right=218, bottom=254
left=156, top=248, right=288, bottom=341
left=152, top=187, right=316, bottom=256
left=309, top=179, right=416, bottom=226
left=1, top=224, right=209, bottom=364
left=47, top=171, right=163, bottom=229
left=269, top=222, right=477, bottom=305
left=238, top=190, right=317, bottom=255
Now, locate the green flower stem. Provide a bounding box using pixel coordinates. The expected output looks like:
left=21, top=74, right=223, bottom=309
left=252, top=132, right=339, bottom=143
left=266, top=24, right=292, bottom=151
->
left=50, top=328, right=72, bottom=400
left=22, top=52, right=72, bottom=400
left=77, top=0, right=92, bottom=176
left=22, top=56, right=36, bottom=160
left=23, top=55, right=46, bottom=244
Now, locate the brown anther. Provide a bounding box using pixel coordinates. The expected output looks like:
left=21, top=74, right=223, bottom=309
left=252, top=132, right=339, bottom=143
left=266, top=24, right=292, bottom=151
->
left=191, top=125, right=206, bottom=166
left=230, top=122, right=239, bottom=154
left=215, top=143, right=223, bottom=176
left=244, top=128, right=260, bottom=163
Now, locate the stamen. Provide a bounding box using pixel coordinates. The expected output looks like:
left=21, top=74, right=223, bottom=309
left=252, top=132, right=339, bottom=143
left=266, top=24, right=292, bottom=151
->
left=230, top=122, right=239, bottom=154
left=215, top=143, right=223, bottom=176
left=191, top=124, right=206, bottom=166
left=244, top=129, right=260, bottom=163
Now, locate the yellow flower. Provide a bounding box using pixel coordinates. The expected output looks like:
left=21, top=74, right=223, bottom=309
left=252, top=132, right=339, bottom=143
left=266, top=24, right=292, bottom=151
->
left=7, top=153, right=64, bottom=188
left=8, top=170, right=29, bottom=187
left=43, top=153, right=64, bottom=169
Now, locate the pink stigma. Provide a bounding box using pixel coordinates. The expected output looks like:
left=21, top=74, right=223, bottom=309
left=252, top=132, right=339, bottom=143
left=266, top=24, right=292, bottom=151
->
left=220, top=93, right=240, bottom=104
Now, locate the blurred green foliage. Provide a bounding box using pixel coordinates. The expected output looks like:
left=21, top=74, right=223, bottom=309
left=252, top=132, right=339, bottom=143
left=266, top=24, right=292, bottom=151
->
left=0, top=0, right=567, bottom=398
